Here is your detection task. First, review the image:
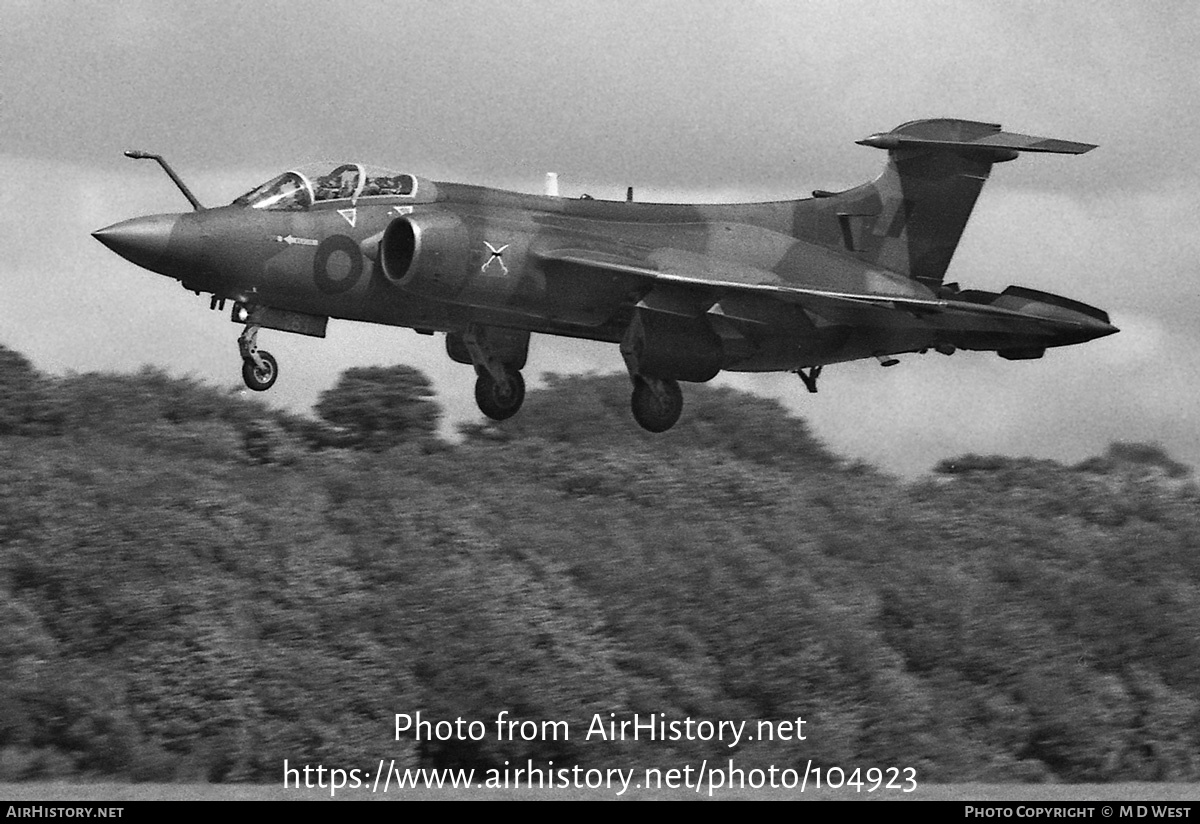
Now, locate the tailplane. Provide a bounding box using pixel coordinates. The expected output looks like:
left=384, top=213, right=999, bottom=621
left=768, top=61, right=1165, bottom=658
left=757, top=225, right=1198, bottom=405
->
left=807, top=119, right=1095, bottom=289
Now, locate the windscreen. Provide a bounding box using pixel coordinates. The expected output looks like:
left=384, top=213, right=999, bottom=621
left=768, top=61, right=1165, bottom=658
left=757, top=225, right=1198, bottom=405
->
left=231, top=172, right=312, bottom=210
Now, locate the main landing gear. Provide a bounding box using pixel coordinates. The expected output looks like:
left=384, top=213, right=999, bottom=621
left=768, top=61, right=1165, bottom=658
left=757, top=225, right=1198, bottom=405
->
left=455, top=326, right=529, bottom=421
left=629, top=375, right=682, bottom=433
left=238, top=324, right=277, bottom=391
left=475, top=366, right=525, bottom=421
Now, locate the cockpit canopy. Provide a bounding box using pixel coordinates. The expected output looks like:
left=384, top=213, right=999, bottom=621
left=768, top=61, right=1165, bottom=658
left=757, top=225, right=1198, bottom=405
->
left=232, top=162, right=417, bottom=211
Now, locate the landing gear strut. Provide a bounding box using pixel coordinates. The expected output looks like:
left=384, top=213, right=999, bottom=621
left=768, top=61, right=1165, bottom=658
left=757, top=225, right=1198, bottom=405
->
left=461, top=326, right=527, bottom=420
left=630, top=375, right=683, bottom=433
left=238, top=324, right=278, bottom=391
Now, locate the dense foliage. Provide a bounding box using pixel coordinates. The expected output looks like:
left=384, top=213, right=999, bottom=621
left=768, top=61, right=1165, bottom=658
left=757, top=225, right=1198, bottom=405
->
left=1, top=343, right=1198, bottom=783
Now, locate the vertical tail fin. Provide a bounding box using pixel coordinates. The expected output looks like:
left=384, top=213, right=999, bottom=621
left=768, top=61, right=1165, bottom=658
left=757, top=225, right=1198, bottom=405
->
left=811, top=119, right=1095, bottom=289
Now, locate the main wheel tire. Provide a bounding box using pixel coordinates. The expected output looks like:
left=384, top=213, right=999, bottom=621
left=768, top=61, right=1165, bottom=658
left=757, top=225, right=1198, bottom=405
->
left=242, top=351, right=278, bottom=391
left=631, top=376, right=682, bottom=432
left=475, top=368, right=525, bottom=420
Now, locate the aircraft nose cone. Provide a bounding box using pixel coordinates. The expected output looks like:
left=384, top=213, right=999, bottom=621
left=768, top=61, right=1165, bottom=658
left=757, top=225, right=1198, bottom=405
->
left=93, top=214, right=179, bottom=272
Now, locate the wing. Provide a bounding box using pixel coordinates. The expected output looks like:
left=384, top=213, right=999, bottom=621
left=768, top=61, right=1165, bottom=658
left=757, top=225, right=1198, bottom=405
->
left=534, top=245, right=944, bottom=326
left=532, top=244, right=1106, bottom=340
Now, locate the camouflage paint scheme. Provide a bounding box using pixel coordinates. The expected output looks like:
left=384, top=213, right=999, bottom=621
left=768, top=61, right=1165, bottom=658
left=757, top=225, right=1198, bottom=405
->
left=93, top=119, right=1117, bottom=431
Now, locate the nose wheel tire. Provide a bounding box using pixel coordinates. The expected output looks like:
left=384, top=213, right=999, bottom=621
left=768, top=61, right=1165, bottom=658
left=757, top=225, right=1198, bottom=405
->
left=631, top=376, right=682, bottom=432
left=475, top=368, right=525, bottom=421
left=242, top=351, right=278, bottom=392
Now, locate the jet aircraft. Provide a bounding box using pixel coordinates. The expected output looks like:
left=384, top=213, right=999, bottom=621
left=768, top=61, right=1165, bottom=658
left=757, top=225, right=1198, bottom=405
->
left=94, top=118, right=1116, bottom=432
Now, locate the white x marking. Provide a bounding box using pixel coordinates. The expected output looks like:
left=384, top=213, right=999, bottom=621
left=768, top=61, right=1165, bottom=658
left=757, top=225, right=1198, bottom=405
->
left=482, top=241, right=510, bottom=275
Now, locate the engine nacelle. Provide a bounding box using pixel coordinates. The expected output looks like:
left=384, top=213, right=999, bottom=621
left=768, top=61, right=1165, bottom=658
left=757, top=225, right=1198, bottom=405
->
left=379, top=212, right=471, bottom=301
left=621, top=309, right=724, bottom=383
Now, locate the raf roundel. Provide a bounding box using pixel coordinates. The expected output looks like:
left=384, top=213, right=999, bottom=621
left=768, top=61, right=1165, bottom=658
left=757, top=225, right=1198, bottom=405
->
left=312, top=234, right=364, bottom=295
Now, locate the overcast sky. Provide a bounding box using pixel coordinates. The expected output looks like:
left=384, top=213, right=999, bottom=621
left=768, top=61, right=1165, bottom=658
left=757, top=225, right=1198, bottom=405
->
left=1, top=1, right=1197, bottom=476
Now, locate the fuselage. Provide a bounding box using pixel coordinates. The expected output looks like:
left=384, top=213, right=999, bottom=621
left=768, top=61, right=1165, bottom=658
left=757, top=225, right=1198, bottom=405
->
left=94, top=164, right=1115, bottom=375
left=91, top=121, right=1119, bottom=432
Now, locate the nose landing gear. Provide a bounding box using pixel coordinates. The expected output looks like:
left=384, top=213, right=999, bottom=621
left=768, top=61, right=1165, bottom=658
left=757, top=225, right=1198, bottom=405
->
left=238, top=324, right=278, bottom=391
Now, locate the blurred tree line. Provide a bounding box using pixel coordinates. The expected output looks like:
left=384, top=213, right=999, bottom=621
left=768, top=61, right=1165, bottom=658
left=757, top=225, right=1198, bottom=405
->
left=1, top=342, right=1198, bottom=783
